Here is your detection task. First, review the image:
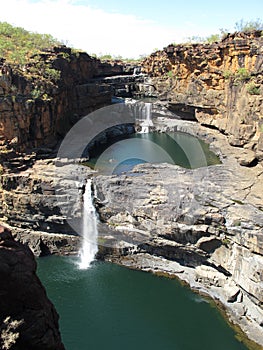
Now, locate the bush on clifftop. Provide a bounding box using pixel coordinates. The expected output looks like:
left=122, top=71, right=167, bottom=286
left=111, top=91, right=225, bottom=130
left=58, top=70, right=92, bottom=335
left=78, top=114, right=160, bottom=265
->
left=0, top=22, right=61, bottom=65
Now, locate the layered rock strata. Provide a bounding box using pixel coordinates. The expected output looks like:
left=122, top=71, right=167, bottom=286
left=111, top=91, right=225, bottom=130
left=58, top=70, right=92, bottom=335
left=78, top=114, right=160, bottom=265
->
left=142, top=31, right=263, bottom=163
left=0, top=158, right=96, bottom=256
left=0, top=34, right=262, bottom=348
left=94, top=118, right=263, bottom=347
left=0, top=46, right=112, bottom=151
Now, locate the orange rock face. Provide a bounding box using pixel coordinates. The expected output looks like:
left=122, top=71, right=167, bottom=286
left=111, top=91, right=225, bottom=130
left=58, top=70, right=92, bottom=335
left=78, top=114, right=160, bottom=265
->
left=0, top=47, right=112, bottom=151
left=142, top=31, right=263, bottom=162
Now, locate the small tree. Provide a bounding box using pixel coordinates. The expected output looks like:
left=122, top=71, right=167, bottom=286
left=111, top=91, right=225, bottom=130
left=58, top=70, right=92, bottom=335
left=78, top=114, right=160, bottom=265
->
left=234, top=18, right=263, bottom=32
left=206, top=34, right=221, bottom=43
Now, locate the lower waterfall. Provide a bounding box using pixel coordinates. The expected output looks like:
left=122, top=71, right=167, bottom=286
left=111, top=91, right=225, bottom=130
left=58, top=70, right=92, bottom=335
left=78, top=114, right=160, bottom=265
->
left=78, top=179, right=98, bottom=269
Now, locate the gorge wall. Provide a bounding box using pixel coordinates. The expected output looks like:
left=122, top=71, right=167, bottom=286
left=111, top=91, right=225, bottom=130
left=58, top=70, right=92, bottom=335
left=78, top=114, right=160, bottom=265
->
left=142, top=31, right=263, bottom=164
left=94, top=120, right=263, bottom=347
left=0, top=32, right=263, bottom=348
left=0, top=225, right=65, bottom=350
left=0, top=46, right=113, bottom=152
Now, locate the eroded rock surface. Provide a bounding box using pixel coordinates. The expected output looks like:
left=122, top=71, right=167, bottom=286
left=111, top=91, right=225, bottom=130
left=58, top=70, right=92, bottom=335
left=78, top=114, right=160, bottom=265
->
left=142, top=31, right=263, bottom=164
left=93, top=121, right=263, bottom=347
left=0, top=225, right=65, bottom=350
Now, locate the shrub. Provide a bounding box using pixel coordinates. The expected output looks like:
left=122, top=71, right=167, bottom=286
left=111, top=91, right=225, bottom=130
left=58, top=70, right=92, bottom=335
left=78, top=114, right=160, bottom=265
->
left=31, top=88, right=42, bottom=99
left=234, top=18, right=263, bottom=32
left=43, top=67, right=61, bottom=82
left=0, top=21, right=61, bottom=65
left=206, top=34, right=221, bottom=43
left=223, top=70, right=233, bottom=79
left=247, top=82, right=260, bottom=95
left=236, top=68, right=251, bottom=81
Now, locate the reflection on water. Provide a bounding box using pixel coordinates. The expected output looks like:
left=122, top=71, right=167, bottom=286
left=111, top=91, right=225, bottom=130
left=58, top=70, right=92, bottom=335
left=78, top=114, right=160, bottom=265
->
left=86, top=132, right=220, bottom=175
left=37, top=256, right=248, bottom=350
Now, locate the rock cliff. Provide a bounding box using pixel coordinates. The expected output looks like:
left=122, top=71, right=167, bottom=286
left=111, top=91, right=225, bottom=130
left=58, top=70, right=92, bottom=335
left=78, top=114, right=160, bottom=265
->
left=142, top=31, right=263, bottom=164
left=94, top=119, right=263, bottom=348
left=0, top=46, right=112, bottom=152
left=0, top=33, right=263, bottom=349
left=0, top=225, right=65, bottom=350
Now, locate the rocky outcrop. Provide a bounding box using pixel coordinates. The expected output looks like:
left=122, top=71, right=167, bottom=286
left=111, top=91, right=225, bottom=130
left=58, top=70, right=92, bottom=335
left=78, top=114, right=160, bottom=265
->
left=94, top=59, right=141, bottom=77
left=0, top=158, right=97, bottom=256
left=0, top=225, right=65, bottom=350
left=0, top=46, right=112, bottom=152
left=93, top=118, right=263, bottom=347
left=89, top=73, right=155, bottom=98
left=142, top=31, right=263, bottom=164
left=0, top=34, right=262, bottom=348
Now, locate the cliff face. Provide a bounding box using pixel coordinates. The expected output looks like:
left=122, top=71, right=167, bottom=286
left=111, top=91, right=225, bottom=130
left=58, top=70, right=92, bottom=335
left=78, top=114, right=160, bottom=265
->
left=0, top=46, right=112, bottom=151
left=94, top=120, right=263, bottom=347
left=0, top=158, right=95, bottom=256
left=0, top=34, right=262, bottom=347
left=142, top=31, right=263, bottom=163
left=0, top=47, right=145, bottom=253
left=0, top=225, right=65, bottom=350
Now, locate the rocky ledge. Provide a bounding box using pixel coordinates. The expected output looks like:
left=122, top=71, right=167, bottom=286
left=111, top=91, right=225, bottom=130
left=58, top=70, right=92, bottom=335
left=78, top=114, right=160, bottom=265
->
left=0, top=158, right=95, bottom=256
left=142, top=31, right=263, bottom=165
left=93, top=118, right=263, bottom=347
left=0, top=225, right=65, bottom=350
left=0, top=113, right=262, bottom=346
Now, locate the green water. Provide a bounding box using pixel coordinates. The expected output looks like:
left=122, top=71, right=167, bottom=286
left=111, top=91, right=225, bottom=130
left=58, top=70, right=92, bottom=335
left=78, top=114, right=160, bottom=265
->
left=87, top=132, right=220, bottom=175
left=37, top=256, right=248, bottom=350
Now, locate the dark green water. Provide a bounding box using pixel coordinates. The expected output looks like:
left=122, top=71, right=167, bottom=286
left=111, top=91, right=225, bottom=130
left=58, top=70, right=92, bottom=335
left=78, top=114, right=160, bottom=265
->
left=37, top=256, right=248, bottom=350
left=87, top=132, right=220, bottom=175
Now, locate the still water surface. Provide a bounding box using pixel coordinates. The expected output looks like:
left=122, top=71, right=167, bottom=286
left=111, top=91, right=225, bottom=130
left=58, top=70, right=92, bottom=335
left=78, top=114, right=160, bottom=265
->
left=37, top=256, right=248, bottom=350
left=87, top=132, right=220, bottom=174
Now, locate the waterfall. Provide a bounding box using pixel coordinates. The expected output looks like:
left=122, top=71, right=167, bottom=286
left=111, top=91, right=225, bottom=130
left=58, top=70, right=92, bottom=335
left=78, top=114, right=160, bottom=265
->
left=78, top=179, right=98, bottom=269
left=138, top=102, right=153, bottom=134
left=145, top=102, right=151, bottom=124
left=133, top=66, right=141, bottom=75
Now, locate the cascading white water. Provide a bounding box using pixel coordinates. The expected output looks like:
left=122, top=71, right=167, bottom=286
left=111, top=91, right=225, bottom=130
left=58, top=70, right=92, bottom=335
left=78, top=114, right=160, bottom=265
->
left=138, top=102, right=153, bottom=134
left=145, top=102, right=151, bottom=124
left=78, top=179, right=98, bottom=269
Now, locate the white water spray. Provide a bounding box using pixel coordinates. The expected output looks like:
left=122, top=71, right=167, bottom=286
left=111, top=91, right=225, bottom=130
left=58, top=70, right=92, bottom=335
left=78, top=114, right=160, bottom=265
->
left=78, top=179, right=98, bottom=269
left=138, top=102, right=153, bottom=134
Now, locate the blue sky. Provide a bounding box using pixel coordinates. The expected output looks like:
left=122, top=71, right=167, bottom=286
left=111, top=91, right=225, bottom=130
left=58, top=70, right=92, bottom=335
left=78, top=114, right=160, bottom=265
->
left=1, top=0, right=263, bottom=57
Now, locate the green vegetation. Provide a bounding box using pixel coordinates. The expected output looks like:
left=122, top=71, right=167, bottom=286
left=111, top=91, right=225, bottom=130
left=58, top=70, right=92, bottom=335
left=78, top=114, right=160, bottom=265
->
left=234, top=18, right=263, bottom=32
left=236, top=68, right=251, bottom=81
left=0, top=22, right=65, bottom=100
left=222, top=238, right=230, bottom=246
left=185, top=18, right=263, bottom=45
left=91, top=52, right=144, bottom=62
left=0, top=21, right=61, bottom=65
left=223, top=70, right=233, bottom=79
left=206, top=34, right=221, bottom=43
left=247, top=82, right=261, bottom=95
left=223, top=68, right=254, bottom=86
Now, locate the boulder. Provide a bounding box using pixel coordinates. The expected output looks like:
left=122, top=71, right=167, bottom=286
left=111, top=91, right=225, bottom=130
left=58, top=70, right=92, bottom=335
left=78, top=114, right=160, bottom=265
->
left=0, top=225, right=65, bottom=350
